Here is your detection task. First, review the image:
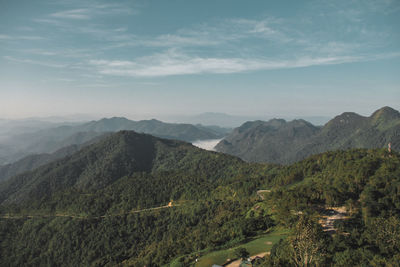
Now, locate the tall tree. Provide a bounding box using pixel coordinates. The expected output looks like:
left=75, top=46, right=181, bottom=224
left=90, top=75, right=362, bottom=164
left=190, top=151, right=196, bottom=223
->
left=289, top=216, right=327, bottom=267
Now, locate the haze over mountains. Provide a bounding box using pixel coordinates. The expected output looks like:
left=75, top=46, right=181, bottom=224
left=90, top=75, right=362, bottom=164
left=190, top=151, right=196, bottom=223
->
left=2, top=0, right=399, bottom=265
left=167, top=112, right=331, bottom=128
left=0, top=107, right=399, bottom=266
left=216, top=106, right=400, bottom=164
left=0, top=134, right=111, bottom=183
left=0, top=106, right=397, bottom=183
left=0, top=117, right=229, bottom=166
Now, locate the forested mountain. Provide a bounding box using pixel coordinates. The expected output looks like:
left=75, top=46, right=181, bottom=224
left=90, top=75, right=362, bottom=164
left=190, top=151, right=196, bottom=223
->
left=258, top=148, right=400, bottom=266
left=0, top=117, right=229, bottom=165
left=169, top=112, right=331, bottom=127
left=0, top=130, right=274, bottom=266
left=0, top=131, right=254, bottom=208
left=0, top=133, right=110, bottom=183
left=216, top=119, right=320, bottom=164
left=70, top=118, right=227, bottom=140
left=216, top=106, right=400, bottom=164
left=0, top=130, right=399, bottom=266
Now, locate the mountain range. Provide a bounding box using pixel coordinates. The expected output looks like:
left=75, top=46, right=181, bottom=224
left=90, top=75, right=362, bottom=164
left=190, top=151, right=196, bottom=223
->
left=0, top=117, right=229, bottom=165
left=166, top=112, right=331, bottom=128
left=0, top=131, right=247, bottom=208
left=0, top=129, right=399, bottom=266
left=215, top=106, right=400, bottom=164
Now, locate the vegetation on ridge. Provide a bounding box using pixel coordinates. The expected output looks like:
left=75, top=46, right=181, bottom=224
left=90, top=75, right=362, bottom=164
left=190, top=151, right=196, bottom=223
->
left=0, top=130, right=398, bottom=266
left=216, top=106, right=400, bottom=164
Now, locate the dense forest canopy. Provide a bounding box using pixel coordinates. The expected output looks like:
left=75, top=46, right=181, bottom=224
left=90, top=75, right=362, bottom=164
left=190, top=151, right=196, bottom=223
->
left=0, top=131, right=399, bottom=266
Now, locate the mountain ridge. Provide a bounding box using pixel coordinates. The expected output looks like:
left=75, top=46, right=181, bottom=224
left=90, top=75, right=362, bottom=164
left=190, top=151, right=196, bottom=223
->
left=216, top=106, right=400, bottom=164
left=0, top=130, right=245, bottom=207
left=0, top=117, right=229, bottom=165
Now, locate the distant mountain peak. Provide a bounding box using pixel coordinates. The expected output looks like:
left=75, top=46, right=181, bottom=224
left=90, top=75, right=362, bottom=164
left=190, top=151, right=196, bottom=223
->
left=371, top=106, right=400, bottom=120
left=100, top=117, right=130, bottom=121
left=216, top=106, right=400, bottom=164
left=269, top=118, right=287, bottom=123
left=336, top=112, right=363, bottom=119
left=324, top=112, right=365, bottom=128
left=146, top=118, right=163, bottom=123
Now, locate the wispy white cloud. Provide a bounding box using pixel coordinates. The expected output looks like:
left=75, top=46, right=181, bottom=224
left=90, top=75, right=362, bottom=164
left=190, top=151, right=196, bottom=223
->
left=16, top=0, right=399, bottom=80
left=32, top=18, right=65, bottom=26
left=50, top=9, right=91, bottom=20
left=4, top=56, right=67, bottom=68
left=147, top=33, right=221, bottom=47
left=18, top=49, right=58, bottom=56
left=96, top=17, right=290, bottom=51
left=87, top=50, right=367, bottom=77
left=0, top=34, right=12, bottom=40
left=47, top=3, right=135, bottom=21
left=304, top=42, right=361, bottom=55
left=229, top=18, right=291, bottom=42
left=0, top=34, right=44, bottom=41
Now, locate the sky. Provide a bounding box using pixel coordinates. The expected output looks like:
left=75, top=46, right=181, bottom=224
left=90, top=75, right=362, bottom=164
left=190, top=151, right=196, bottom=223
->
left=0, top=0, right=399, bottom=120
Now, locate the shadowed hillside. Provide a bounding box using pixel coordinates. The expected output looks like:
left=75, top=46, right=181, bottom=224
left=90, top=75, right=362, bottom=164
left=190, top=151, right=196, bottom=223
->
left=216, top=107, right=400, bottom=164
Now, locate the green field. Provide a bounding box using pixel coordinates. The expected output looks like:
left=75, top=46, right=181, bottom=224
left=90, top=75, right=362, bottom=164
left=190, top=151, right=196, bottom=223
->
left=195, top=228, right=288, bottom=267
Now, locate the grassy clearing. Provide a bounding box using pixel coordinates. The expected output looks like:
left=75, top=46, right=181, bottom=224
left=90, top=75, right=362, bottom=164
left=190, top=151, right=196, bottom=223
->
left=195, top=228, right=288, bottom=267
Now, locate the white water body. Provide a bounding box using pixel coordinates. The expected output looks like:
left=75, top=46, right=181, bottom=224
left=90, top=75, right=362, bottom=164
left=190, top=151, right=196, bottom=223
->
left=192, top=138, right=223, bottom=151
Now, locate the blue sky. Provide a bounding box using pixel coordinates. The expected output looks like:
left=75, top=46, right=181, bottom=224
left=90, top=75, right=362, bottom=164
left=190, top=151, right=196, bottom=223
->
left=1, top=0, right=399, bottom=120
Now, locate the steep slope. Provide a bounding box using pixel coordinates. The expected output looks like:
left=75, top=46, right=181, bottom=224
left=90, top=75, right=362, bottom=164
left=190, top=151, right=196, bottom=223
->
left=0, top=143, right=398, bottom=266
left=0, top=130, right=247, bottom=208
left=216, top=119, right=320, bottom=164
left=298, top=106, right=400, bottom=158
left=0, top=130, right=271, bottom=266
left=216, top=106, right=400, bottom=164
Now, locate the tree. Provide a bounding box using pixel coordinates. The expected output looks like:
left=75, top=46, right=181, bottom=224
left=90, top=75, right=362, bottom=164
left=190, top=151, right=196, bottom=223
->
left=289, top=215, right=327, bottom=267
left=235, top=247, right=250, bottom=260
left=366, top=216, right=400, bottom=254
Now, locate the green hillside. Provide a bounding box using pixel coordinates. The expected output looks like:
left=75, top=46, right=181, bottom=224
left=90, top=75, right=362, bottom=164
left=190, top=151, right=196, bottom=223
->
left=216, top=106, right=400, bottom=164
left=0, top=131, right=399, bottom=266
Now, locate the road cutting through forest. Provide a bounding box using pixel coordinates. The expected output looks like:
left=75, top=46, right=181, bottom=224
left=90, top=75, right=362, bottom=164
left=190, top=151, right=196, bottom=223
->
left=0, top=202, right=180, bottom=220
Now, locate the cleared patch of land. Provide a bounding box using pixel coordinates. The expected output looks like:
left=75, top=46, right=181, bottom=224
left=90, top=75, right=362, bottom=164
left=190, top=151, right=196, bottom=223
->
left=225, top=252, right=270, bottom=267
left=195, top=228, right=287, bottom=267
left=319, top=206, right=349, bottom=233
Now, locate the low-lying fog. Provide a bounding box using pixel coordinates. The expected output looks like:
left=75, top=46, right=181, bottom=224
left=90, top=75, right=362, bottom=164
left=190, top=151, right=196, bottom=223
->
left=192, top=139, right=223, bottom=151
